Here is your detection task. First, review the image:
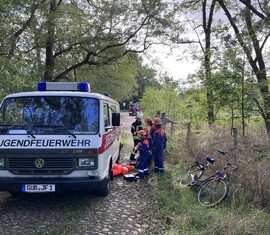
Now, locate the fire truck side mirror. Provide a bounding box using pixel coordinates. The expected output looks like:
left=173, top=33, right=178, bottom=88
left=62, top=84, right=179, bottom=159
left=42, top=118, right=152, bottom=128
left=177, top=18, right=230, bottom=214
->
left=112, top=113, right=121, bottom=126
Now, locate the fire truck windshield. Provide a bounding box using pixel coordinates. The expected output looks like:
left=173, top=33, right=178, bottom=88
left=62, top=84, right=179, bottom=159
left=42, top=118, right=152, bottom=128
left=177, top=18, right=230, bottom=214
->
left=0, top=96, right=99, bottom=135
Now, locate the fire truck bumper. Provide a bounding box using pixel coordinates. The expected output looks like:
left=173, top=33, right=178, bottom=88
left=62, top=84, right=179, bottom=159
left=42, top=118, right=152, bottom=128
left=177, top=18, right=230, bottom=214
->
left=0, top=176, right=108, bottom=193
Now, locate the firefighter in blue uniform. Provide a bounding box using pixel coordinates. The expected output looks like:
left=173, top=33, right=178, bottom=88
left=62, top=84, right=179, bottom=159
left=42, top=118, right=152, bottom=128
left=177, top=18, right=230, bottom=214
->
left=136, top=130, right=149, bottom=179
left=143, top=127, right=153, bottom=166
left=152, top=117, right=167, bottom=173
left=130, top=112, right=143, bottom=160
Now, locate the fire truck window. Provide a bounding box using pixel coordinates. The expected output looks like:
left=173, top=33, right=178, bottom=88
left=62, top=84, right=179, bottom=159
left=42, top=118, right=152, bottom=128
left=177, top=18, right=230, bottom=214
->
left=110, top=105, right=116, bottom=112
left=103, top=103, right=110, bottom=128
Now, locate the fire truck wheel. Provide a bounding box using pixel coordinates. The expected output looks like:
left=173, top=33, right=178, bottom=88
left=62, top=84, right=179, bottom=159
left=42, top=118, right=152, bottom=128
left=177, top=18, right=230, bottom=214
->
left=116, top=144, right=122, bottom=164
left=97, top=169, right=111, bottom=197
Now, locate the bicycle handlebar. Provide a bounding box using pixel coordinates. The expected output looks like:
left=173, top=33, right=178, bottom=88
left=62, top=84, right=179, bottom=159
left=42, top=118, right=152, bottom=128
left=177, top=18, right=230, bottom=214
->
left=217, top=149, right=226, bottom=155
left=217, top=149, right=238, bottom=170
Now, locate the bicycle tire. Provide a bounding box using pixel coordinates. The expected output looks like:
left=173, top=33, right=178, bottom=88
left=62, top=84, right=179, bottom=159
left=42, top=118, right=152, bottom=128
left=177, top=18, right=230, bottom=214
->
left=179, top=164, right=201, bottom=186
left=197, top=178, right=229, bottom=207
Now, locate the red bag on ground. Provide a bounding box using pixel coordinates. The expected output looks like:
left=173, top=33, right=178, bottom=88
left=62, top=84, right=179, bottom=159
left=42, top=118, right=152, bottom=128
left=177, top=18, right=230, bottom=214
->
left=112, top=164, right=123, bottom=176
left=113, top=163, right=135, bottom=176
left=121, top=166, right=129, bottom=175
left=125, top=165, right=134, bottom=171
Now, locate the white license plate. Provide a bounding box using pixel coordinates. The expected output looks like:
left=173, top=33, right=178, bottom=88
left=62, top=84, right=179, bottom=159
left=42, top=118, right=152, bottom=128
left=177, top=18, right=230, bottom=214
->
left=22, top=184, right=55, bottom=193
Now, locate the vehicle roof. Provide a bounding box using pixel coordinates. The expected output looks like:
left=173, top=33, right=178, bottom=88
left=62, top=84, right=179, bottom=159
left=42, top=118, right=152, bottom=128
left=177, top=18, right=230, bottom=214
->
left=4, top=91, right=118, bottom=104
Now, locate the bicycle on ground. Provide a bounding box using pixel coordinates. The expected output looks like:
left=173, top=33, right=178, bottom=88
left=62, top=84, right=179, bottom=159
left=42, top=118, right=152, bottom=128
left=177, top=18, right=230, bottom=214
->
left=179, top=149, right=237, bottom=207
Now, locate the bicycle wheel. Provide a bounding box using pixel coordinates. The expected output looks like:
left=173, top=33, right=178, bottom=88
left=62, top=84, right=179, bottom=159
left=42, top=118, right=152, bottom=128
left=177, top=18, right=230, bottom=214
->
left=179, top=164, right=201, bottom=186
left=197, top=178, right=229, bottom=207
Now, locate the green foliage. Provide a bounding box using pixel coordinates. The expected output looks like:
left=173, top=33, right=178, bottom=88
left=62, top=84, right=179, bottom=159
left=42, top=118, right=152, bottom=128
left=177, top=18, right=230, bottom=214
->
left=0, top=0, right=180, bottom=81
left=140, top=84, right=182, bottom=120
left=211, top=45, right=259, bottom=129
left=75, top=55, right=139, bottom=100
left=180, top=88, right=207, bottom=127
left=0, top=56, right=40, bottom=99
left=140, top=87, right=161, bottom=117
left=176, top=0, right=270, bottom=133
left=0, top=0, right=182, bottom=100
left=140, top=84, right=209, bottom=128
left=132, top=61, right=161, bottom=102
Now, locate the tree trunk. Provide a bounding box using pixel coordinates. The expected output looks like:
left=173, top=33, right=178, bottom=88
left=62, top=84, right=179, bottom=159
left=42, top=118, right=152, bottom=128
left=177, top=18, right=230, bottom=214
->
left=203, top=0, right=217, bottom=126
left=259, top=73, right=270, bottom=136
left=241, top=59, right=245, bottom=136
left=43, top=0, right=58, bottom=81
left=205, top=55, right=215, bottom=125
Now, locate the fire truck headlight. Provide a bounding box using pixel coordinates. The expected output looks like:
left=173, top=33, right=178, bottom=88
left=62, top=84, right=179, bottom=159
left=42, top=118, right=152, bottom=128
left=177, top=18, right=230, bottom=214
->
left=0, top=158, right=4, bottom=167
left=78, top=158, right=95, bottom=167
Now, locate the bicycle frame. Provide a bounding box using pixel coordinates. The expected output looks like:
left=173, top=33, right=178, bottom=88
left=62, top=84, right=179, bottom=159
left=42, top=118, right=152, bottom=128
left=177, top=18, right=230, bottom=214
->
left=194, top=150, right=236, bottom=185
left=199, top=168, right=227, bottom=184
left=188, top=155, right=215, bottom=186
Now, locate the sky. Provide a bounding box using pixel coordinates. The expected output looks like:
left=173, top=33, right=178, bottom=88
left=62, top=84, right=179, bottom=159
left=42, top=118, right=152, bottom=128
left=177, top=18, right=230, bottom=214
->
left=160, top=54, right=200, bottom=81
left=144, top=44, right=201, bottom=83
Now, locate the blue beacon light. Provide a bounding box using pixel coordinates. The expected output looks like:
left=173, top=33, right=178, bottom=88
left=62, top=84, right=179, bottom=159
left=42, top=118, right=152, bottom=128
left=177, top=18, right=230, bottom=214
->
left=78, top=82, right=90, bottom=92
left=37, top=82, right=46, bottom=91
left=37, top=82, right=90, bottom=92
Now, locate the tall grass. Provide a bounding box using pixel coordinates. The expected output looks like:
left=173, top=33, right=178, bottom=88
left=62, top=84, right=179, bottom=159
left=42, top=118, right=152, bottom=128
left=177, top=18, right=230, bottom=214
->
left=153, top=125, right=270, bottom=234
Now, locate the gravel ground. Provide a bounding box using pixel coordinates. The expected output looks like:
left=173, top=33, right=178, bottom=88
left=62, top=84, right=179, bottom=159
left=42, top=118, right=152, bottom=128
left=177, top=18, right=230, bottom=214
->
left=0, top=112, right=168, bottom=235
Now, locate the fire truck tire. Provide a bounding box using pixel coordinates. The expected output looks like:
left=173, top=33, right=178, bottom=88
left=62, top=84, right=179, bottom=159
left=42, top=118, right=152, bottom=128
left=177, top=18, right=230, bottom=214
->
left=97, top=169, right=111, bottom=197
left=116, top=144, right=122, bottom=163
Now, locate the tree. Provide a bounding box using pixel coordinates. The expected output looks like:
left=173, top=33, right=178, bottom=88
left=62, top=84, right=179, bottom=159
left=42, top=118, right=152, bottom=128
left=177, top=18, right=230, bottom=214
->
left=202, top=0, right=217, bottom=126
left=181, top=88, right=207, bottom=128
left=1, top=0, right=181, bottom=82
left=74, top=54, right=138, bottom=100
left=217, top=0, right=270, bottom=135
left=130, top=55, right=161, bottom=102
left=0, top=1, right=48, bottom=97
left=179, top=0, right=218, bottom=126
left=140, top=82, right=181, bottom=120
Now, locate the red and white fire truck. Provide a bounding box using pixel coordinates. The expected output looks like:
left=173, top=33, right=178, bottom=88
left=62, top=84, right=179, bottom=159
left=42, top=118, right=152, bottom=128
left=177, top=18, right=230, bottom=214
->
left=0, top=82, right=122, bottom=196
left=129, top=102, right=140, bottom=116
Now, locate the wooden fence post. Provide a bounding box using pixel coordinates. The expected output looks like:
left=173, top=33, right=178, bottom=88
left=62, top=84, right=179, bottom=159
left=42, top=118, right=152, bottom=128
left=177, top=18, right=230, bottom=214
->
left=170, top=123, right=174, bottom=137
left=186, top=123, right=191, bottom=148
left=232, top=128, right=238, bottom=150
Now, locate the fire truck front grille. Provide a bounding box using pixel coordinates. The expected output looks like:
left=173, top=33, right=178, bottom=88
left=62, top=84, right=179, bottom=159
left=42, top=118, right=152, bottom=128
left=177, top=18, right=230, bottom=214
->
left=7, top=157, right=74, bottom=175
